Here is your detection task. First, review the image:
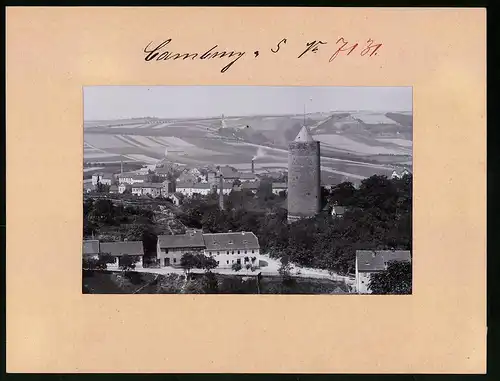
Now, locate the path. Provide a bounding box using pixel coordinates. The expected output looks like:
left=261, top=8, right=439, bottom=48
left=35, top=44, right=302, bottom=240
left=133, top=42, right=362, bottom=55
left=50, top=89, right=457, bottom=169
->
left=130, top=254, right=354, bottom=285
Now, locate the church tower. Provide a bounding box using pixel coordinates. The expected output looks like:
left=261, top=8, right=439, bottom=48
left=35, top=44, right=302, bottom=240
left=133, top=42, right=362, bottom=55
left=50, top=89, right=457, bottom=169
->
left=287, top=126, right=321, bottom=223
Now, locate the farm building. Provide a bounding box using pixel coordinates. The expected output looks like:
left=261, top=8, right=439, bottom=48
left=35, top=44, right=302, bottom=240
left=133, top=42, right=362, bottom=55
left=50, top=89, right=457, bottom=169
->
left=355, top=250, right=412, bottom=294
left=100, top=241, right=145, bottom=269
left=82, top=240, right=144, bottom=269
left=157, top=230, right=206, bottom=267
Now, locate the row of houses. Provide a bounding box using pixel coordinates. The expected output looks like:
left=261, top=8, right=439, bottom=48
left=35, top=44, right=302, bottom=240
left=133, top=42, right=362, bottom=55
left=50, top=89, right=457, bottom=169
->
left=83, top=235, right=410, bottom=294
left=83, top=230, right=261, bottom=271
left=157, top=230, right=261, bottom=269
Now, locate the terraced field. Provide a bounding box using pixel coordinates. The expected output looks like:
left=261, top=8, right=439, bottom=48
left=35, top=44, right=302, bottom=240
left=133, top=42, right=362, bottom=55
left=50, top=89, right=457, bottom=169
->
left=84, top=110, right=412, bottom=183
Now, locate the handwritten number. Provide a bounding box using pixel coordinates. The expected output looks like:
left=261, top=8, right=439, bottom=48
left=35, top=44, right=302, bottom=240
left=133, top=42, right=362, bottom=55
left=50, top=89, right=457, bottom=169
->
left=254, top=51, right=260, bottom=57
left=329, top=38, right=358, bottom=62
left=271, top=38, right=287, bottom=53
left=361, top=39, right=383, bottom=57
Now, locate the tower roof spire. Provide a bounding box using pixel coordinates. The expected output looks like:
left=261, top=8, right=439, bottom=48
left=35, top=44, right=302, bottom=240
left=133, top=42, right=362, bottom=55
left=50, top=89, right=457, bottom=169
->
left=294, top=125, right=315, bottom=142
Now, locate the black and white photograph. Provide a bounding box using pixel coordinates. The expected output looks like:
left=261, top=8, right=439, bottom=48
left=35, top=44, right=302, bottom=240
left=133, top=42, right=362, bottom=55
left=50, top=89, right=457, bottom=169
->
left=82, top=86, right=413, bottom=295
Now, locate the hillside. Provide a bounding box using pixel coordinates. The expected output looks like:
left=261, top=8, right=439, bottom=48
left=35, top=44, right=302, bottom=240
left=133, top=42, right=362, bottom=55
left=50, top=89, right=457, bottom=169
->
left=84, top=110, right=412, bottom=183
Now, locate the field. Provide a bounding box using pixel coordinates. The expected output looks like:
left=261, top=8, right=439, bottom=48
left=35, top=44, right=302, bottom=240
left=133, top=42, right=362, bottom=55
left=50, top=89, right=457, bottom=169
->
left=84, top=110, right=413, bottom=183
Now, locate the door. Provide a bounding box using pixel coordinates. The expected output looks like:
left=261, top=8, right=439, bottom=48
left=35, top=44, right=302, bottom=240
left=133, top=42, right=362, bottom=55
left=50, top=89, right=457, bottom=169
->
left=164, top=258, right=170, bottom=266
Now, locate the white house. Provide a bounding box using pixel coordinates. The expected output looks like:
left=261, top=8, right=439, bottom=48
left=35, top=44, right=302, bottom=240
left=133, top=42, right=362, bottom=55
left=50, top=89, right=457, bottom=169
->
left=118, top=183, right=131, bottom=194
left=168, top=193, right=182, bottom=206
left=131, top=183, right=164, bottom=198
left=271, top=182, right=287, bottom=195
left=176, top=182, right=216, bottom=197
left=355, top=250, right=411, bottom=294
left=391, top=168, right=412, bottom=180
left=203, top=232, right=260, bottom=269
left=118, top=173, right=148, bottom=185
left=91, top=172, right=115, bottom=186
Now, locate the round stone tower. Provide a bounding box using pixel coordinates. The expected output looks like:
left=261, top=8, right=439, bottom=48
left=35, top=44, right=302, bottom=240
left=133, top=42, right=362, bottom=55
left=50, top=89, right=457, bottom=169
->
left=287, top=126, right=321, bottom=223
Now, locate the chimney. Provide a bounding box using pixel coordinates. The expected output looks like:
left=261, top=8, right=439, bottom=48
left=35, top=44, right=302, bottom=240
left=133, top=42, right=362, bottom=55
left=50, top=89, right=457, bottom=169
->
left=120, top=158, right=124, bottom=175
left=251, top=158, right=255, bottom=174
left=219, top=174, right=224, bottom=210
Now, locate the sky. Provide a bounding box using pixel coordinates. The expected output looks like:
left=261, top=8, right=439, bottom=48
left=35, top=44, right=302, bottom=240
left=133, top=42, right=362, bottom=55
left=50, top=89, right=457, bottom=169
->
left=83, top=86, right=412, bottom=121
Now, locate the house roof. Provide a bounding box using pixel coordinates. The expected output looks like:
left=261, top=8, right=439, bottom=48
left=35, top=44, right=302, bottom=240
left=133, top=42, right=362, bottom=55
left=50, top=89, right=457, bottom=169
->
left=203, top=232, right=260, bottom=251
left=219, top=166, right=239, bottom=178
left=356, top=250, right=411, bottom=272
left=272, top=182, right=287, bottom=189
left=242, top=182, right=260, bottom=190
left=132, top=182, right=163, bottom=189
left=83, top=240, right=100, bottom=255
left=238, top=172, right=257, bottom=179
left=158, top=230, right=205, bottom=248
left=100, top=241, right=144, bottom=256
left=177, top=182, right=213, bottom=189
left=294, top=126, right=315, bottom=142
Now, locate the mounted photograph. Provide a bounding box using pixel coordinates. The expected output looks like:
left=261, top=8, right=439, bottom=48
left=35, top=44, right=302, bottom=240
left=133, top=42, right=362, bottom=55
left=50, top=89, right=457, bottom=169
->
left=82, top=86, right=413, bottom=295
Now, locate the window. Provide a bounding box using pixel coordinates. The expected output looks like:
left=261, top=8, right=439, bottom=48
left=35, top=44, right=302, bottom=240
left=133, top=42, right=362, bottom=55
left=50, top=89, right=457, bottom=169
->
left=164, top=249, right=169, bottom=254
left=238, top=250, right=240, bottom=254
left=244, top=250, right=247, bottom=254
left=217, top=251, right=219, bottom=255
left=226, top=260, right=229, bottom=264
left=228, top=240, right=233, bottom=244
left=232, top=251, right=234, bottom=254
left=173, top=258, right=177, bottom=263
left=227, top=251, right=229, bottom=254
left=252, top=250, right=254, bottom=254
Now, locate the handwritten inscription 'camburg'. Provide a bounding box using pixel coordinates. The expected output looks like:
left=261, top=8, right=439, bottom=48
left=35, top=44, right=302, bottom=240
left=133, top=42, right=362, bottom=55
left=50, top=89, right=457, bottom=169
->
left=143, top=39, right=245, bottom=73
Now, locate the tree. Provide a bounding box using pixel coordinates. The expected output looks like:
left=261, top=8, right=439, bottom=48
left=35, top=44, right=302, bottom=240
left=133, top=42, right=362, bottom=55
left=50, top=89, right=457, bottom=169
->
left=119, top=255, right=138, bottom=272
left=278, top=254, right=293, bottom=280
left=368, top=261, right=412, bottom=294
left=197, top=254, right=218, bottom=273
left=232, top=262, right=242, bottom=272
left=180, top=252, right=198, bottom=278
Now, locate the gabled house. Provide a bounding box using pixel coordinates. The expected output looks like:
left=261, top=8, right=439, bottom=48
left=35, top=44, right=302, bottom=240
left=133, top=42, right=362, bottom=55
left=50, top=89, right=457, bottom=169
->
left=157, top=230, right=206, bottom=267
left=355, top=250, right=411, bottom=294
left=99, top=241, right=145, bottom=269
left=203, top=232, right=260, bottom=269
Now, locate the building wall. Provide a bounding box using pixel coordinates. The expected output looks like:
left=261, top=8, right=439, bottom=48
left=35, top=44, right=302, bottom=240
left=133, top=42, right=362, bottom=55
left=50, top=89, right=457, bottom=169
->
left=205, top=248, right=260, bottom=269
left=287, top=141, right=321, bottom=221
left=356, top=272, right=372, bottom=294
left=157, top=244, right=204, bottom=267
